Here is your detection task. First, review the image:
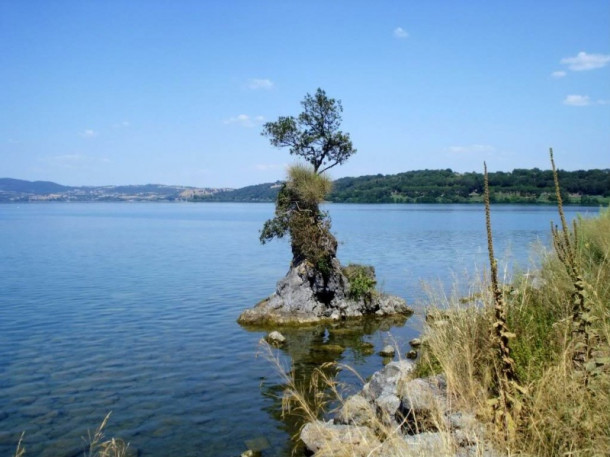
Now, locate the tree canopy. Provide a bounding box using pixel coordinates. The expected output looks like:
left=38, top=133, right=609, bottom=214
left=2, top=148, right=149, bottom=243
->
left=193, top=168, right=610, bottom=206
left=261, top=88, right=356, bottom=174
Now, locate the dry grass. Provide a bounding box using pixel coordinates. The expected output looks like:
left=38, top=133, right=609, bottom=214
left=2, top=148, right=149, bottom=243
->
left=13, top=413, right=130, bottom=457
left=417, top=280, right=497, bottom=419
left=417, top=208, right=610, bottom=456
left=12, top=432, right=25, bottom=457
left=85, top=413, right=130, bottom=457
left=287, top=163, right=333, bottom=206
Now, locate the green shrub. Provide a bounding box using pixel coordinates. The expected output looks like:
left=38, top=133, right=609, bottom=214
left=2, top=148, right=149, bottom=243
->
left=260, top=165, right=337, bottom=269
left=342, top=264, right=376, bottom=302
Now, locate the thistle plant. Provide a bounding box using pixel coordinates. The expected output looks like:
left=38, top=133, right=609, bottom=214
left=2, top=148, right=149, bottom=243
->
left=549, top=148, right=597, bottom=379
left=484, top=162, right=524, bottom=439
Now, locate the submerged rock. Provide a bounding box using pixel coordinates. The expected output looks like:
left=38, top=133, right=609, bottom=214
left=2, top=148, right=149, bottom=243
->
left=359, top=342, right=375, bottom=355
left=409, top=337, right=423, bottom=348
left=265, top=331, right=286, bottom=346
left=379, top=345, right=396, bottom=357
left=238, top=259, right=411, bottom=326
left=313, top=344, right=345, bottom=354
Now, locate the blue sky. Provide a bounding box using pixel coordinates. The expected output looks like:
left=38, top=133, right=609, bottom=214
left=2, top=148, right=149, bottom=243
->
left=1, top=1, right=608, bottom=188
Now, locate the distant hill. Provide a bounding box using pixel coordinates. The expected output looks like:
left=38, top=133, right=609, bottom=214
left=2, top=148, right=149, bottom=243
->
left=192, top=181, right=283, bottom=202
left=0, top=178, right=71, bottom=194
left=0, top=178, right=229, bottom=202
left=2, top=168, right=609, bottom=205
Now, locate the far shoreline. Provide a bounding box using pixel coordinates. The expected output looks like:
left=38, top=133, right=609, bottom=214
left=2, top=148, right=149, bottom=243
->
left=1, top=199, right=608, bottom=207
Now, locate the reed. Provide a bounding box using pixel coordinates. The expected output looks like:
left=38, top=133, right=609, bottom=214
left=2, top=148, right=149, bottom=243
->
left=13, top=413, right=129, bottom=457
left=86, top=413, right=130, bottom=457
left=12, top=432, right=25, bottom=457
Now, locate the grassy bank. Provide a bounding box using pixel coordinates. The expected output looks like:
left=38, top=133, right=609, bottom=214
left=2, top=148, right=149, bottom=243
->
left=417, top=207, right=610, bottom=456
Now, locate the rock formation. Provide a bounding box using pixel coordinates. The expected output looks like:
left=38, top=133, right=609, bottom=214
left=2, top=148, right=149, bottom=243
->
left=237, top=258, right=411, bottom=326
left=240, top=158, right=411, bottom=326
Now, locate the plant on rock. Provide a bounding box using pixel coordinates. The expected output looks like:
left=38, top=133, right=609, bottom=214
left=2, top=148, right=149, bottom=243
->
left=260, top=88, right=356, bottom=270
left=260, top=164, right=335, bottom=270
left=342, top=264, right=377, bottom=302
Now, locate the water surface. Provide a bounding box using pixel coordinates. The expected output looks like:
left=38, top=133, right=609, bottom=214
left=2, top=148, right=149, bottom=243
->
left=0, top=203, right=595, bottom=456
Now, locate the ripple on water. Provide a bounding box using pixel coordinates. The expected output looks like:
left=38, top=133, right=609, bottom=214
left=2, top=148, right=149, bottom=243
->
left=0, top=203, right=592, bottom=457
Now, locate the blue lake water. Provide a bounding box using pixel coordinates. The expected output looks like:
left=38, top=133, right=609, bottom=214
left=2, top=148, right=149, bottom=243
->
left=0, top=203, right=597, bottom=456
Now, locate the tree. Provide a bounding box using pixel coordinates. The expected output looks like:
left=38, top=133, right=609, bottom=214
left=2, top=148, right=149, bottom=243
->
left=260, top=89, right=355, bottom=271
left=261, top=88, right=356, bottom=174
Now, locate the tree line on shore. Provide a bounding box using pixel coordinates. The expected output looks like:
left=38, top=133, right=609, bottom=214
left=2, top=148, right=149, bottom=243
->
left=194, top=167, right=610, bottom=205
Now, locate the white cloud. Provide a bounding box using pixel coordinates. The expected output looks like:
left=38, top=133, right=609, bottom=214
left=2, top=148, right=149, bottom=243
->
left=563, top=94, right=591, bottom=106
left=113, top=121, right=130, bottom=128
left=247, top=78, right=274, bottom=90
left=80, top=129, right=98, bottom=138
left=561, top=51, right=610, bottom=71
left=224, top=114, right=265, bottom=128
left=393, top=27, right=409, bottom=39
left=448, top=144, right=495, bottom=154
left=551, top=70, right=566, bottom=78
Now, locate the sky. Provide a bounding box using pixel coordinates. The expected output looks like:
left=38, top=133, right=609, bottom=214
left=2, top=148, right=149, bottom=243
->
left=1, top=1, right=609, bottom=188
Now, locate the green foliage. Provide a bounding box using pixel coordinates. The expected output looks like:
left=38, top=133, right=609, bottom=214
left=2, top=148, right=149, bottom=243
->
left=193, top=181, right=282, bottom=202
left=329, top=168, right=610, bottom=204
left=260, top=165, right=336, bottom=267
left=412, top=339, right=443, bottom=378
left=261, top=88, right=356, bottom=174
left=191, top=168, right=610, bottom=204
left=506, top=274, right=567, bottom=382
left=342, top=264, right=377, bottom=302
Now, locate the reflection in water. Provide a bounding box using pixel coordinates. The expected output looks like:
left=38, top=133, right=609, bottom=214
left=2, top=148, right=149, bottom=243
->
left=248, top=315, right=410, bottom=456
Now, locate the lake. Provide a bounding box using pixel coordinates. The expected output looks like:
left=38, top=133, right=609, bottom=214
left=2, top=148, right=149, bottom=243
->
left=0, top=203, right=597, bottom=456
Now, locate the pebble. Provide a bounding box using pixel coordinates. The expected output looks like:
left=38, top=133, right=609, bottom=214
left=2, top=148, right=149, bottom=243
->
left=265, top=331, right=286, bottom=346
left=409, top=337, right=423, bottom=348
left=379, top=345, right=395, bottom=357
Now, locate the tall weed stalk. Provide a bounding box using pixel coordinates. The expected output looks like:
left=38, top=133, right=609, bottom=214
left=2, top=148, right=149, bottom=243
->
left=484, top=162, right=524, bottom=441
left=549, top=148, right=595, bottom=378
